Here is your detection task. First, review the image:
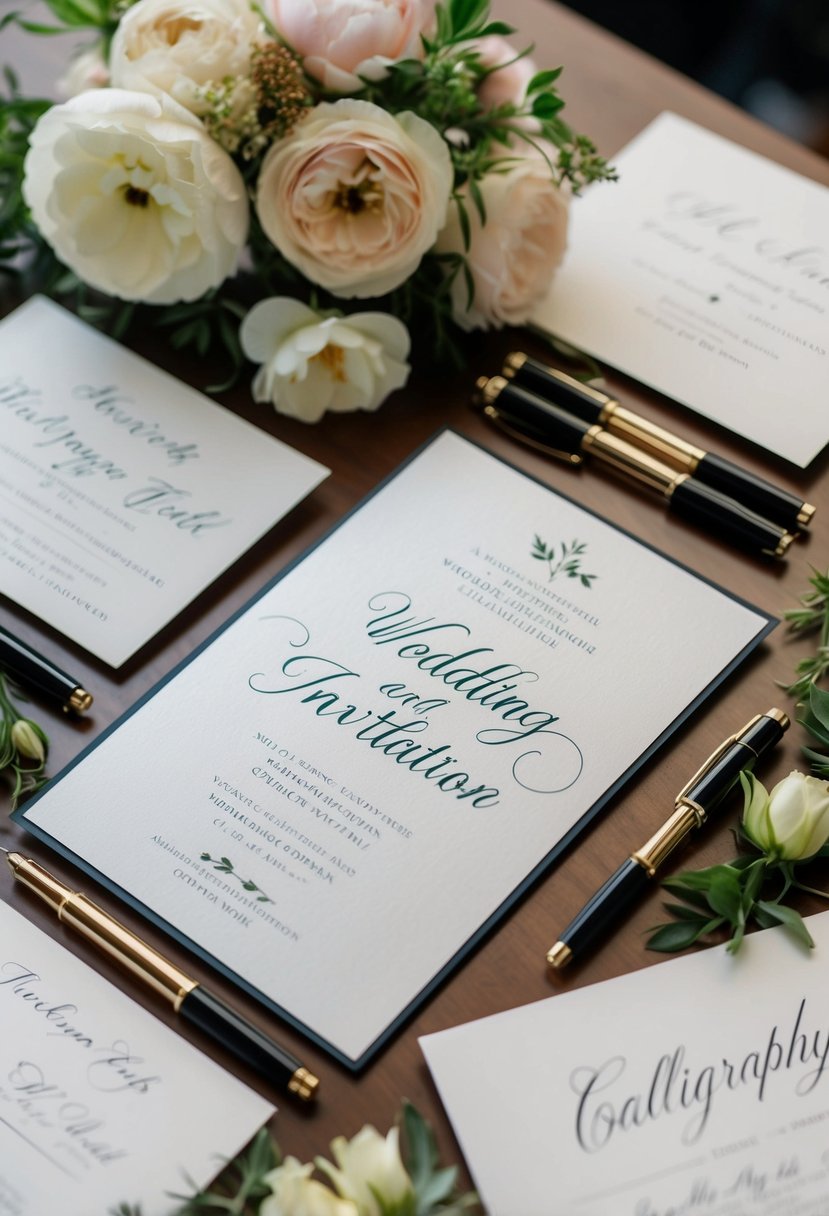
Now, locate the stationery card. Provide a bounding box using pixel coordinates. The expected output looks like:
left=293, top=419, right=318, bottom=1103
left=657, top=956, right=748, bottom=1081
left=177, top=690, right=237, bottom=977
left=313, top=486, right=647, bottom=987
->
left=15, top=432, right=773, bottom=1067
left=0, top=900, right=273, bottom=1216
left=0, top=296, right=328, bottom=666
left=421, top=910, right=829, bottom=1216
left=533, top=112, right=829, bottom=467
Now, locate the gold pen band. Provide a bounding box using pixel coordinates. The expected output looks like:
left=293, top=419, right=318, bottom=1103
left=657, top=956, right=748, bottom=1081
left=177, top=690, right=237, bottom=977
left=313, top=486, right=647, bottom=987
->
left=601, top=402, right=705, bottom=471
left=7, top=853, right=196, bottom=1009
left=67, top=687, right=94, bottom=714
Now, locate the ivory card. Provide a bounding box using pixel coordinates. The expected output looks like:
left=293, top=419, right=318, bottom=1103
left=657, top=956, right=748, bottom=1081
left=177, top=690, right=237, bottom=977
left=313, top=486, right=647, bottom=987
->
left=15, top=432, right=773, bottom=1066
left=0, top=901, right=273, bottom=1216
left=421, top=910, right=829, bottom=1216
left=533, top=112, right=829, bottom=467
left=0, top=296, right=328, bottom=665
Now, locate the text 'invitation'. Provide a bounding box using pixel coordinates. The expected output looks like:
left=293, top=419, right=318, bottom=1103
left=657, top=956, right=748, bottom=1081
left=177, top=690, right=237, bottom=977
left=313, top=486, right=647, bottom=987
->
left=0, top=901, right=273, bottom=1216
left=533, top=112, right=829, bottom=467
left=15, top=432, right=773, bottom=1066
left=422, top=910, right=829, bottom=1216
left=0, top=296, right=328, bottom=665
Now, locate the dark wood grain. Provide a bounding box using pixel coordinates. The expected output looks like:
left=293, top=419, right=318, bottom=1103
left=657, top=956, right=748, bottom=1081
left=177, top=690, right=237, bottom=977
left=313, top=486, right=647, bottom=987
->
left=2, top=0, right=829, bottom=1197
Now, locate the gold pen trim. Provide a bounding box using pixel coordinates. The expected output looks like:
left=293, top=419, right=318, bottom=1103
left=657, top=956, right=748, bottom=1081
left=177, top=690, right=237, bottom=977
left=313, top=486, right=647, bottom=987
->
left=602, top=403, right=705, bottom=471
left=67, top=687, right=94, bottom=714
left=480, top=399, right=584, bottom=465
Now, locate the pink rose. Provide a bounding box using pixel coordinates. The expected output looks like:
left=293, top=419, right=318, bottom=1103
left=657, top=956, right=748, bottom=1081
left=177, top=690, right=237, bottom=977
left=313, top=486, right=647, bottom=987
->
left=436, top=155, right=569, bottom=330
left=255, top=99, right=452, bottom=299
left=269, top=0, right=434, bottom=94
left=475, top=35, right=537, bottom=112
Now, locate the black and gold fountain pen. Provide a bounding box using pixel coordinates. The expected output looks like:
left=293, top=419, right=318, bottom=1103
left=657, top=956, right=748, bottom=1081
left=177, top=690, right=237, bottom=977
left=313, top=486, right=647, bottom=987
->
left=0, top=846, right=319, bottom=1101
left=475, top=375, right=794, bottom=559
left=547, top=708, right=789, bottom=970
left=503, top=352, right=815, bottom=533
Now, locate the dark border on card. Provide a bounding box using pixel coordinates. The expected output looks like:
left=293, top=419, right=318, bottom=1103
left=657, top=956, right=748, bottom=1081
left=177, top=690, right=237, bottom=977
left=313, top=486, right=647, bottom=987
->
left=12, top=427, right=777, bottom=1072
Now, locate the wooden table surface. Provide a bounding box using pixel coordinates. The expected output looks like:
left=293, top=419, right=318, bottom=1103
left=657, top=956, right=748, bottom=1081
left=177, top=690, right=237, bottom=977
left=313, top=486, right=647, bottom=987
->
left=2, top=0, right=829, bottom=1201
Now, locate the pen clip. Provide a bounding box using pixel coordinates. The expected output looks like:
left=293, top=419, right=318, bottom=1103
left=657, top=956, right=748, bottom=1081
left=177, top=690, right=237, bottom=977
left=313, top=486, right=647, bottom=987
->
left=674, top=732, right=740, bottom=806
left=482, top=405, right=583, bottom=465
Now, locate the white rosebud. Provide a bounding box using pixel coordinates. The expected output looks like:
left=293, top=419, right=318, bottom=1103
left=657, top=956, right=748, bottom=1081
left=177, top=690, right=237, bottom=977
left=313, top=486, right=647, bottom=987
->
left=255, top=99, right=453, bottom=299
left=109, top=0, right=265, bottom=114
left=240, top=298, right=410, bottom=423
left=11, top=720, right=47, bottom=764
left=22, top=88, right=248, bottom=305
left=260, top=1157, right=357, bottom=1216
left=316, top=1126, right=413, bottom=1216
left=57, top=46, right=110, bottom=99
left=742, top=769, right=829, bottom=861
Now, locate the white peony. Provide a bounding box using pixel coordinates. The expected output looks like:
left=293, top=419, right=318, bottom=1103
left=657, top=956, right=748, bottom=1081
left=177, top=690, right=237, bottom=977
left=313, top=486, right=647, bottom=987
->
left=109, top=0, right=265, bottom=114
left=436, top=154, right=569, bottom=330
left=240, top=298, right=410, bottom=423
left=255, top=98, right=453, bottom=299
left=22, top=88, right=249, bottom=305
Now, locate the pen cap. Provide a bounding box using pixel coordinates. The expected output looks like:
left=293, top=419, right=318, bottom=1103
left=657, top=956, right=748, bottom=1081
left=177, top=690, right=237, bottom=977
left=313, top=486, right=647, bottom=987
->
left=669, top=478, right=792, bottom=559
left=476, top=376, right=592, bottom=456
left=696, top=453, right=814, bottom=533
left=503, top=354, right=608, bottom=424
left=682, top=709, right=789, bottom=811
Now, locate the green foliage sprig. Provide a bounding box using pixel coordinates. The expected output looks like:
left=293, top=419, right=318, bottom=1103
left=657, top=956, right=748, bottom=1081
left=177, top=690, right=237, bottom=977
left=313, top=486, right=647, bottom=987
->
left=0, top=671, right=49, bottom=806
left=531, top=534, right=597, bottom=587
left=780, top=565, right=829, bottom=700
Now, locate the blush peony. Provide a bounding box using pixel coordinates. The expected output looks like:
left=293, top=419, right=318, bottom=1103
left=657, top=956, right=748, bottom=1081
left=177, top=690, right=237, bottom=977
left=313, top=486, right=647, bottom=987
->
left=22, top=88, right=248, bottom=305
left=436, top=155, right=569, bottom=329
left=269, top=0, right=434, bottom=94
left=255, top=98, right=452, bottom=299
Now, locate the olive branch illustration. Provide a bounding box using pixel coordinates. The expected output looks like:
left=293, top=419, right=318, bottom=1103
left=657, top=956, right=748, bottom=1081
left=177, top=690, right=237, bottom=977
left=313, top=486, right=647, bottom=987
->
left=200, top=852, right=274, bottom=903
left=531, top=534, right=597, bottom=588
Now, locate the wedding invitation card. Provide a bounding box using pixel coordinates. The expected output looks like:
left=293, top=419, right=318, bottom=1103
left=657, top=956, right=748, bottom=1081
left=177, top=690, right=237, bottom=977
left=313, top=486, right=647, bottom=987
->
left=15, top=432, right=773, bottom=1067
left=0, top=900, right=273, bottom=1215
left=0, top=296, right=328, bottom=665
left=533, top=112, right=829, bottom=467
left=421, top=910, right=829, bottom=1216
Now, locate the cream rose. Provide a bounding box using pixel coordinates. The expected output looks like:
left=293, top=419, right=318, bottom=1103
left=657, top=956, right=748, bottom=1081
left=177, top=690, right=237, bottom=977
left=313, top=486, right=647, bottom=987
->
left=742, top=770, right=829, bottom=861
left=109, top=0, right=264, bottom=113
left=269, top=0, right=433, bottom=94
left=240, top=298, right=410, bottom=422
left=436, top=156, right=569, bottom=329
left=22, top=89, right=248, bottom=304
left=255, top=99, right=453, bottom=299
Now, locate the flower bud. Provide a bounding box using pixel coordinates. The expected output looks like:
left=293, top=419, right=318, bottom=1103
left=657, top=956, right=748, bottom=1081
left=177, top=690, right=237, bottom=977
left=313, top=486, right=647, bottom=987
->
left=317, top=1125, right=412, bottom=1216
left=742, top=769, right=829, bottom=861
left=11, top=719, right=47, bottom=764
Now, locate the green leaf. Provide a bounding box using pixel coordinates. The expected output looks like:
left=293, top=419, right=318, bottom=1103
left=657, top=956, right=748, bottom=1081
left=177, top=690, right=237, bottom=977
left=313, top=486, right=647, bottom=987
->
left=706, top=871, right=744, bottom=921
left=809, top=683, right=829, bottom=733
left=755, top=900, right=815, bottom=948
left=646, top=917, right=723, bottom=952
left=526, top=67, right=563, bottom=93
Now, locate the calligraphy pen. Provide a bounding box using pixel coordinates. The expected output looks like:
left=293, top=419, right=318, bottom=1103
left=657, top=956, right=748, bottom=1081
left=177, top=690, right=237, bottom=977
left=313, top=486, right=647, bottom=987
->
left=0, top=846, right=319, bottom=1101
left=475, top=376, right=794, bottom=560
left=0, top=625, right=93, bottom=714
left=547, top=708, right=789, bottom=969
left=503, top=352, right=814, bottom=533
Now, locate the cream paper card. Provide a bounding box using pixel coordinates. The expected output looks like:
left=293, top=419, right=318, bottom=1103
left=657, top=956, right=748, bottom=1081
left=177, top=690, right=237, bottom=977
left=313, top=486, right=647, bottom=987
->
left=533, top=112, right=829, bottom=467
left=0, top=296, right=328, bottom=665
left=421, top=910, right=829, bottom=1216
left=0, top=900, right=273, bottom=1216
left=15, top=432, right=773, bottom=1066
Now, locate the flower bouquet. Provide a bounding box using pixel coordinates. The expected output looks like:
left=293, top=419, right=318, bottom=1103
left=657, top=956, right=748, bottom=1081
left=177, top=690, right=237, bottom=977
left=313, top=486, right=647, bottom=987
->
left=2, top=0, right=614, bottom=421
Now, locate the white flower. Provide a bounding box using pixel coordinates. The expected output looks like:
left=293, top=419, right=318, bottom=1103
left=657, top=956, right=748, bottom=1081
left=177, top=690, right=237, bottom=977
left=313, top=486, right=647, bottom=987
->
left=240, top=298, right=410, bottom=423
left=109, top=0, right=265, bottom=114
left=261, top=1157, right=357, bottom=1216
left=268, top=0, right=434, bottom=94
left=436, top=154, right=569, bottom=330
left=317, top=1126, right=413, bottom=1216
left=255, top=98, right=453, bottom=299
left=57, top=46, right=110, bottom=98
left=22, top=88, right=248, bottom=305
left=742, top=770, right=829, bottom=861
